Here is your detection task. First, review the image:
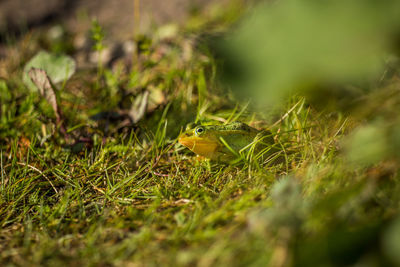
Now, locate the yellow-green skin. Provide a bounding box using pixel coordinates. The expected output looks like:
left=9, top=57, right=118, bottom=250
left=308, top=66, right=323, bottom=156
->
left=178, top=122, right=274, bottom=162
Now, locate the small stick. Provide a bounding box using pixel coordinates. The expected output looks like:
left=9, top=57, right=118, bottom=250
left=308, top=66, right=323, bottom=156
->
left=17, top=162, right=58, bottom=194
left=271, top=99, right=303, bottom=127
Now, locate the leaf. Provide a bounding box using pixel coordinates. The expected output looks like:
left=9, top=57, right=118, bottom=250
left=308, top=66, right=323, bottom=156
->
left=147, top=86, right=166, bottom=112
left=126, top=87, right=166, bottom=124
left=28, top=68, right=67, bottom=136
left=128, top=91, right=149, bottom=123
left=28, top=68, right=59, bottom=119
left=23, top=51, right=76, bottom=91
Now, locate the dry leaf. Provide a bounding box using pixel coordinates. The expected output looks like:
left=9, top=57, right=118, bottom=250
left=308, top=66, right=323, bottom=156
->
left=128, top=90, right=149, bottom=123
left=29, top=68, right=59, bottom=120
left=147, top=87, right=166, bottom=112
left=17, top=136, right=31, bottom=159
left=28, top=67, right=67, bottom=136
left=23, top=51, right=76, bottom=91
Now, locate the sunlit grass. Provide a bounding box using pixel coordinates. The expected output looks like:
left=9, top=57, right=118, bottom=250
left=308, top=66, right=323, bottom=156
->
left=1, top=3, right=400, bottom=266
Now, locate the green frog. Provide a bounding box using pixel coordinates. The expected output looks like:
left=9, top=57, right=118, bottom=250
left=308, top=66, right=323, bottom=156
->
left=178, top=122, right=275, bottom=163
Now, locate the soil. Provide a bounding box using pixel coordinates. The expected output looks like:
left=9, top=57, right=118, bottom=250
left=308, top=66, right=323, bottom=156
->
left=0, top=0, right=229, bottom=41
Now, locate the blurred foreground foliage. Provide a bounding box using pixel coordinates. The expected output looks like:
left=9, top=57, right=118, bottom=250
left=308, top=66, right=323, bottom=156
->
left=1, top=0, right=400, bottom=266
left=222, top=0, right=400, bottom=107
left=219, top=0, right=400, bottom=167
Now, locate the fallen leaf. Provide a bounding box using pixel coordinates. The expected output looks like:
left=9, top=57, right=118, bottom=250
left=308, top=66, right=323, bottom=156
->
left=23, top=51, right=76, bottom=91
left=17, top=136, right=31, bottom=159
left=29, top=68, right=59, bottom=120
left=28, top=68, right=67, bottom=136
left=127, top=87, right=166, bottom=123
left=147, top=86, right=166, bottom=112
left=128, top=90, right=149, bottom=123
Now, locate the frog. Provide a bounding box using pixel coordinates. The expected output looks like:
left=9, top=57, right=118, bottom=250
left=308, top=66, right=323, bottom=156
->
left=178, top=122, right=275, bottom=163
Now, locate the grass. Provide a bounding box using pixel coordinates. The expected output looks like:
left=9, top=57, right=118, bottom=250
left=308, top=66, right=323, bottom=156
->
left=1, top=5, right=400, bottom=267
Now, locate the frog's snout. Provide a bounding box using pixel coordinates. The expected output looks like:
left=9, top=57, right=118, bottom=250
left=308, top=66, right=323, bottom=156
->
left=179, top=133, right=189, bottom=138
left=178, top=133, right=193, bottom=147
left=178, top=133, right=189, bottom=141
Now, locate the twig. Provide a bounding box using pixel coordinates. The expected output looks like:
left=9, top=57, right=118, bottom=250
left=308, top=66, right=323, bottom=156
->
left=271, top=99, right=303, bottom=127
left=1, top=150, right=6, bottom=189
left=16, top=162, right=58, bottom=194
left=152, top=171, right=169, bottom=177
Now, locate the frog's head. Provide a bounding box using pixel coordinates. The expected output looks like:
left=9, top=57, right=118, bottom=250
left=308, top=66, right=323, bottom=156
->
left=178, top=125, right=220, bottom=158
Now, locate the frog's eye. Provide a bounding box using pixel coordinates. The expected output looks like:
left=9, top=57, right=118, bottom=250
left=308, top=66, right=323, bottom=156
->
left=195, top=126, right=205, bottom=136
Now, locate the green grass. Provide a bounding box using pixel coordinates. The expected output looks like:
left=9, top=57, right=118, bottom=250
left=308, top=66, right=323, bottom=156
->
left=1, top=8, right=400, bottom=267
